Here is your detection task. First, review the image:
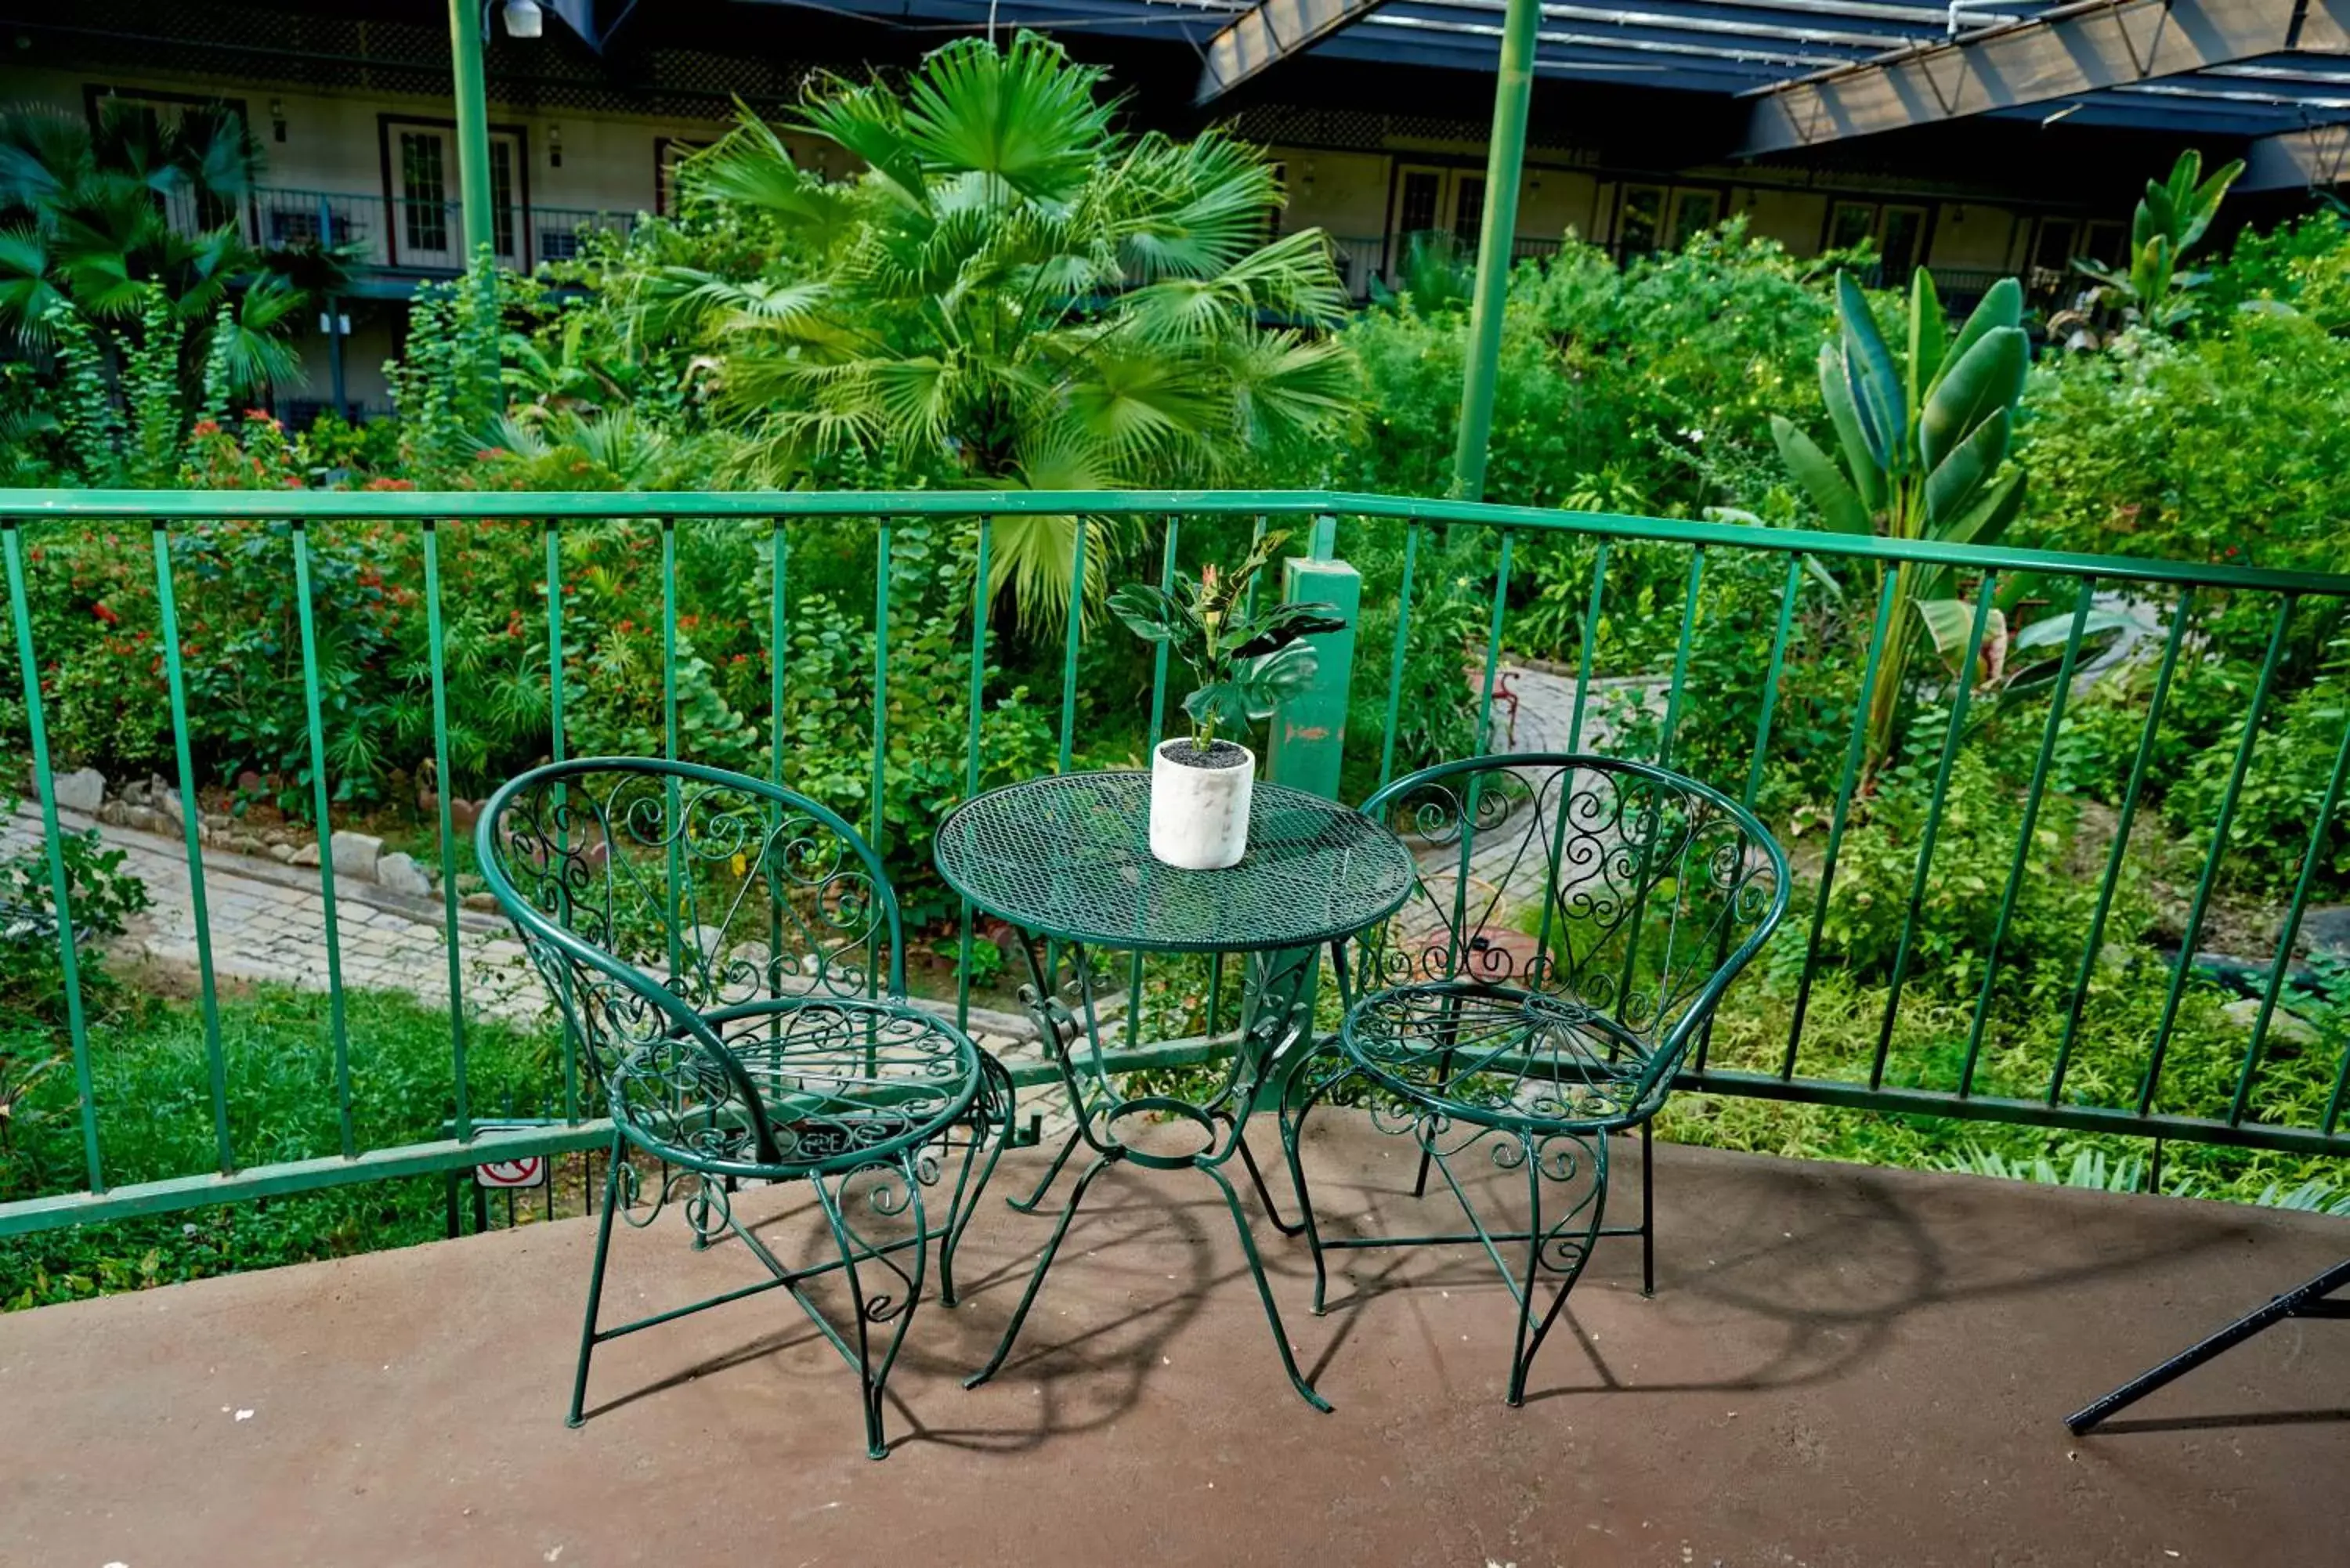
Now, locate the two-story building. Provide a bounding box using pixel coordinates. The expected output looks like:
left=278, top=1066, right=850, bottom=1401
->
left=3, top=0, right=2341, bottom=421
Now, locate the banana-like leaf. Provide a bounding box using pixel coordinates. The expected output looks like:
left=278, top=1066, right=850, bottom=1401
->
left=1914, top=596, right=2001, bottom=664
left=1771, top=414, right=1871, bottom=534
left=2011, top=606, right=2141, bottom=653
left=1919, top=324, right=2024, bottom=473
left=1937, top=277, right=2021, bottom=394
left=1924, top=409, right=2011, bottom=529
left=1938, top=466, right=2025, bottom=548
left=2184, top=159, right=2244, bottom=249
left=1817, top=341, right=1887, bottom=513
left=1835, top=272, right=1906, bottom=473
left=1907, top=269, right=1946, bottom=416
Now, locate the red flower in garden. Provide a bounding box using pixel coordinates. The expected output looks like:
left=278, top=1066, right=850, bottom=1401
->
left=92, top=602, right=119, bottom=626
left=190, top=420, right=222, bottom=438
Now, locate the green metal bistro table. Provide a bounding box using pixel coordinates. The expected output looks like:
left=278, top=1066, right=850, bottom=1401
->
left=935, top=770, right=1415, bottom=1410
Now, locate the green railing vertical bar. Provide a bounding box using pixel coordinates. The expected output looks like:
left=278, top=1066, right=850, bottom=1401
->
left=766, top=518, right=787, bottom=1005
left=1870, top=576, right=1998, bottom=1090
left=868, top=520, right=891, bottom=1004
left=542, top=518, right=580, bottom=1125
left=288, top=519, right=356, bottom=1159
left=2329, top=1007, right=2350, bottom=1136
left=1958, top=580, right=2099, bottom=1099
left=2, top=519, right=102, bottom=1191
left=419, top=519, right=469, bottom=1141
left=660, top=518, right=685, bottom=985
left=2229, top=697, right=2350, bottom=1125
left=545, top=523, right=567, bottom=766
left=869, top=520, right=891, bottom=849
left=1565, top=542, right=1611, bottom=754
left=1473, top=531, right=1515, bottom=749
left=1780, top=571, right=1898, bottom=1078
left=1127, top=518, right=1179, bottom=1048
left=956, top=517, right=992, bottom=1035
left=1376, top=522, right=1421, bottom=793
left=1657, top=546, right=1705, bottom=768
left=1693, top=552, right=1803, bottom=1075
left=1738, top=556, right=1802, bottom=813
left=660, top=519, right=680, bottom=763
left=150, top=520, right=233, bottom=1173
left=2048, top=594, right=2192, bottom=1104
left=1056, top=522, right=1086, bottom=776
left=1244, top=515, right=1267, bottom=619
left=768, top=520, right=787, bottom=787
left=2138, top=597, right=2296, bottom=1116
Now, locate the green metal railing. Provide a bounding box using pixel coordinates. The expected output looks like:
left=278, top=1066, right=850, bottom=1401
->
left=3, top=487, right=2348, bottom=1239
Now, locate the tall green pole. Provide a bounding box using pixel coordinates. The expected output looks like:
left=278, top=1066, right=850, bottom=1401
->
left=448, top=0, right=497, bottom=262
left=1448, top=0, right=1541, bottom=501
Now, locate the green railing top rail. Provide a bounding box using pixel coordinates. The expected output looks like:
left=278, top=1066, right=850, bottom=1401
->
left=7, top=488, right=2349, bottom=598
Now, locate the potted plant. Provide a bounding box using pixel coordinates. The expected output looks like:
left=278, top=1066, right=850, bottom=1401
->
left=1108, top=532, right=1347, bottom=870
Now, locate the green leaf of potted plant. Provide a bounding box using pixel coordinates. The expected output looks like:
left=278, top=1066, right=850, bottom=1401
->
left=1108, top=531, right=1347, bottom=869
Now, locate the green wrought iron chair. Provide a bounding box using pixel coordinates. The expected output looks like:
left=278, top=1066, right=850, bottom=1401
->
left=478, top=757, right=1014, bottom=1459
left=1280, top=753, right=1787, bottom=1404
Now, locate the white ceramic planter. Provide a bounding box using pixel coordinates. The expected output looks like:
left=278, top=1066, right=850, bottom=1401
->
left=1148, top=738, right=1254, bottom=870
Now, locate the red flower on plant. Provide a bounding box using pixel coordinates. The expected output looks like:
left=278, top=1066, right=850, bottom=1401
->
left=190, top=420, right=222, bottom=439
left=92, top=602, right=119, bottom=626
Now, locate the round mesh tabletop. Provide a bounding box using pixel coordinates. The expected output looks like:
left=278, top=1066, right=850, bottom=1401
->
left=934, top=771, right=1415, bottom=953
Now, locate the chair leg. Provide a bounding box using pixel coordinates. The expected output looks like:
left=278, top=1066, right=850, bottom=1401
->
left=1640, top=1119, right=1656, bottom=1299
left=964, top=1150, right=1118, bottom=1390
left=1502, top=1131, right=1607, bottom=1407
left=940, top=1055, right=1015, bottom=1309
left=813, top=1154, right=929, bottom=1461
left=567, top=1134, right=626, bottom=1429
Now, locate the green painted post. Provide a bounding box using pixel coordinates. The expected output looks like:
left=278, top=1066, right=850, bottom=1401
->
left=448, top=0, right=497, bottom=264
left=1258, top=518, right=1359, bottom=1105
left=1264, top=516, right=1359, bottom=801
left=1448, top=0, right=1541, bottom=503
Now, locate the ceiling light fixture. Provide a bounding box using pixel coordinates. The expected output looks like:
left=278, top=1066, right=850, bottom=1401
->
left=502, top=0, right=544, bottom=39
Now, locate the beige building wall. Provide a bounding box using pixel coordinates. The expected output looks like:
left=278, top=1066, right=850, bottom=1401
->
left=1926, top=202, right=2027, bottom=272
left=1736, top=187, right=1828, bottom=253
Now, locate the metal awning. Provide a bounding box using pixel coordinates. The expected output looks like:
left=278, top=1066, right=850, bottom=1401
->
left=737, top=0, right=2350, bottom=182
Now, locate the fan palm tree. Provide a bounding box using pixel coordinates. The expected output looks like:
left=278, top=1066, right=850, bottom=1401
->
left=0, top=98, right=319, bottom=399
left=648, top=32, right=1363, bottom=629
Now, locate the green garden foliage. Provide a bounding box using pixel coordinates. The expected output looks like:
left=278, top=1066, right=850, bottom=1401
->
left=4, top=104, right=2349, bottom=1301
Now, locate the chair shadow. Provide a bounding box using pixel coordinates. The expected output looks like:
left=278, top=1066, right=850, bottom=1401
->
left=572, top=1158, right=1227, bottom=1457
left=1286, top=1120, right=2253, bottom=1409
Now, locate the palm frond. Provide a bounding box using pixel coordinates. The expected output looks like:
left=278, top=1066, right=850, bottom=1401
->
left=900, top=32, right=1113, bottom=202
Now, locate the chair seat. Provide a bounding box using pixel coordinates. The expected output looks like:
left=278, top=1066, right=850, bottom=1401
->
left=1340, top=979, right=1659, bottom=1133
left=613, top=995, right=982, bottom=1176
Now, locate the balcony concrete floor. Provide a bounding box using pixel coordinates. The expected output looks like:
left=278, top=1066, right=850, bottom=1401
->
left=2, top=1121, right=2345, bottom=1567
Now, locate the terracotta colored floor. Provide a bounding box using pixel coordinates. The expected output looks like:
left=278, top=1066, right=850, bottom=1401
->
left=2, top=1121, right=2345, bottom=1567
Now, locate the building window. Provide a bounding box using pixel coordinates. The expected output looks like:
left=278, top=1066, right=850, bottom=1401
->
left=656, top=137, right=710, bottom=217
left=1827, top=201, right=1876, bottom=254
left=1618, top=186, right=1665, bottom=255
left=1452, top=175, right=1486, bottom=247
left=400, top=132, right=450, bottom=255
left=1397, top=168, right=1442, bottom=237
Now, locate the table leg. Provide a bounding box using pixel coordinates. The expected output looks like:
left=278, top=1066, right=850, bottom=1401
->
left=964, top=1149, right=1120, bottom=1389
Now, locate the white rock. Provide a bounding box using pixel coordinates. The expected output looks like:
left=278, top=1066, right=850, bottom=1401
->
left=291, top=842, right=322, bottom=869
left=376, top=851, right=434, bottom=898
left=330, top=830, right=384, bottom=880
left=266, top=843, right=298, bottom=864
left=2221, top=995, right=2320, bottom=1049
left=50, top=767, right=104, bottom=814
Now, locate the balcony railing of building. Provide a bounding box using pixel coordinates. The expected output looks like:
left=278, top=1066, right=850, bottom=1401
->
left=2, top=489, right=2347, bottom=1241
left=164, top=186, right=644, bottom=276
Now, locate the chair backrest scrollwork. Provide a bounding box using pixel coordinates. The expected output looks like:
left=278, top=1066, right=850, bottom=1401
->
left=1355, top=753, right=1788, bottom=1090
left=478, top=757, right=906, bottom=1170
